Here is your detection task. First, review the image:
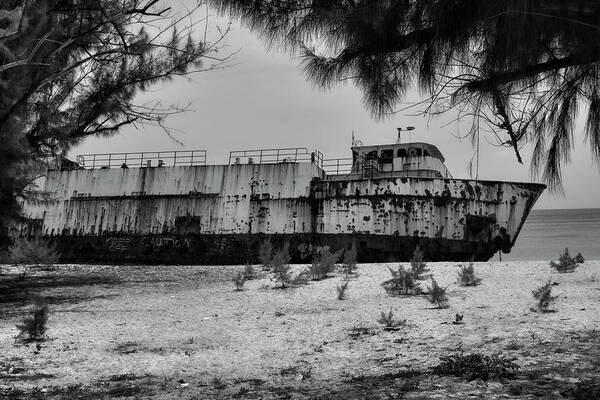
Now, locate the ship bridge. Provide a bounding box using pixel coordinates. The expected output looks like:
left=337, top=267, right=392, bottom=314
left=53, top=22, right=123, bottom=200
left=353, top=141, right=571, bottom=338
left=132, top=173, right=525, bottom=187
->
left=322, top=142, right=452, bottom=180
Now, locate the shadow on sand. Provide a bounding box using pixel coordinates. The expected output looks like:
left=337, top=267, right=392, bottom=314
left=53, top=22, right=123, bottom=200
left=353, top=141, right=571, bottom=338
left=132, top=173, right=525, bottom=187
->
left=0, top=271, right=121, bottom=310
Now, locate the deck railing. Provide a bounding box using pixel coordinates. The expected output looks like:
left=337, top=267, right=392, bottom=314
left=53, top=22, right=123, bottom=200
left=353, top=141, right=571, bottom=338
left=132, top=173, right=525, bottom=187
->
left=228, top=147, right=324, bottom=166
left=75, top=150, right=207, bottom=169
left=321, top=158, right=355, bottom=175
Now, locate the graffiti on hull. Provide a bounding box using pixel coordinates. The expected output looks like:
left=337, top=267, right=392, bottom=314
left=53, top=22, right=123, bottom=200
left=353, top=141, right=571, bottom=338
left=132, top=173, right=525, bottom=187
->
left=106, top=237, right=131, bottom=252
left=106, top=236, right=191, bottom=254
left=142, top=236, right=191, bottom=250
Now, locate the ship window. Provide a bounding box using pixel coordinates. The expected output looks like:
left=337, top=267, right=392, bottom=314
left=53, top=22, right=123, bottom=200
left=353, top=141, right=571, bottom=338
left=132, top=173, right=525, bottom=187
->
left=397, top=148, right=407, bottom=157
left=408, top=147, right=422, bottom=157
left=379, top=149, right=393, bottom=163
left=365, top=150, right=378, bottom=160
left=423, top=150, right=430, bottom=157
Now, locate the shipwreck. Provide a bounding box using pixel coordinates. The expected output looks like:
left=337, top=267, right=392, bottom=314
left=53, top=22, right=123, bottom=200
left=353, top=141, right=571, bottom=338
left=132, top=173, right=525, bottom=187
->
left=20, top=130, right=545, bottom=264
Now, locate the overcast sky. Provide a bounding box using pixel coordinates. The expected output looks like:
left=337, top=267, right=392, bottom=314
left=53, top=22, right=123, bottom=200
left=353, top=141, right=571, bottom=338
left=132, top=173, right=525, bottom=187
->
left=71, top=11, right=600, bottom=210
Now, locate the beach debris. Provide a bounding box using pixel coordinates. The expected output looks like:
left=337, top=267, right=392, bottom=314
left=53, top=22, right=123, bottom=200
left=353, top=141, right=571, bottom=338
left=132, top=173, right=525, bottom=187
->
left=297, top=366, right=312, bottom=381
left=453, top=314, right=464, bottom=325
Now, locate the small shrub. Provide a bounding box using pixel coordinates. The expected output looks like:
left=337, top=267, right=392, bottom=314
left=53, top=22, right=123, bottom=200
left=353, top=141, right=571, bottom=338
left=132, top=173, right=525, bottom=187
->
left=427, top=277, right=449, bottom=308
left=232, top=271, right=246, bottom=291
left=291, top=269, right=310, bottom=286
left=308, top=249, right=343, bottom=280
left=532, top=280, right=557, bottom=312
left=108, top=373, right=138, bottom=382
left=16, top=303, right=49, bottom=342
left=211, top=376, right=226, bottom=390
left=398, top=377, right=420, bottom=394
left=243, top=263, right=257, bottom=280
left=409, top=246, right=430, bottom=280
left=114, top=341, right=139, bottom=354
left=340, top=246, right=358, bottom=276
left=457, top=260, right=482, bottom=286
left=6, top=237, right=59, bottom=268
left=382, top=265, right=420, bottom=295
left=271, top=243, right=292, bottom=288
left=258, top=240, right=273, bottom=270
left=550, top=248, right=584, bottom=273
left=336, top=279, right=349, bottom=300
left=235, top=386, right=251, bottom=397
left=561, top=378, right=600, bottom=400
left=432, top=350, right=520, bottom=380
left=377, top=307, right=407, bottom=330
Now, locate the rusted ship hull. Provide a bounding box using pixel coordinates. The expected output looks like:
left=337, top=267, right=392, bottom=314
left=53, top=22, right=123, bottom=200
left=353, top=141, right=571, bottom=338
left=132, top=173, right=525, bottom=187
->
left=49, top=233, right=525, bottom=265
left=20, top=162, right=545, bottom=264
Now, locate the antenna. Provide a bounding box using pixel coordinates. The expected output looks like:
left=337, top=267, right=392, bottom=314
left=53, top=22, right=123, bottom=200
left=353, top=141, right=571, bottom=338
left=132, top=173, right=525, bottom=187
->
left=396, top=126, right=415, bottom=144
left=352, top=130, right=363, bottom=147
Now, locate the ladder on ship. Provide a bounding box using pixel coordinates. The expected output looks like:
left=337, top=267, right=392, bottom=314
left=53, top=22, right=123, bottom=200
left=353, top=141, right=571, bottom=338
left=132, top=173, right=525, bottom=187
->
left=362, top=159, right=379, bottom=178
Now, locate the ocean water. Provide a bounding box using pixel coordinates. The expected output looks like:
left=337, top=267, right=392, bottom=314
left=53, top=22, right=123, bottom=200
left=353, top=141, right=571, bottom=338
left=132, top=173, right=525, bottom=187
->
left=503, top=208, right=600, bottom=261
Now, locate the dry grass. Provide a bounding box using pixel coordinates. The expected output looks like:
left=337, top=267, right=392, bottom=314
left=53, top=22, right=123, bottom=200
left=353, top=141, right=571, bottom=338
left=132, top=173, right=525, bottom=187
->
left=1, top=260, right=599, bottom=399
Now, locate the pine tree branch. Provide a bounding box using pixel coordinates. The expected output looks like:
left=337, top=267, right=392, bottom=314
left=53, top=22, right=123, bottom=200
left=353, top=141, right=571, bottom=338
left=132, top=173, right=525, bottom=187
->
left=463, top=54, right=599, bottom=93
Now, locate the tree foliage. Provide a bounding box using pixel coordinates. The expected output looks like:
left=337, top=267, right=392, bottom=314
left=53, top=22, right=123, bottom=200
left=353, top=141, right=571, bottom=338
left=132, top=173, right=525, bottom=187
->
left=0, top=0, right=229, bottom=233
left=2, top=236, right=59, bottom=267
left=211, top=0, right=600, bottom=190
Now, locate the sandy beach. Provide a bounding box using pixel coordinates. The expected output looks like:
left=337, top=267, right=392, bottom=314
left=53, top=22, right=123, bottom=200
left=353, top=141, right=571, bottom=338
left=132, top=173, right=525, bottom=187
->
left=1, top=260, right=599, bottom=399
